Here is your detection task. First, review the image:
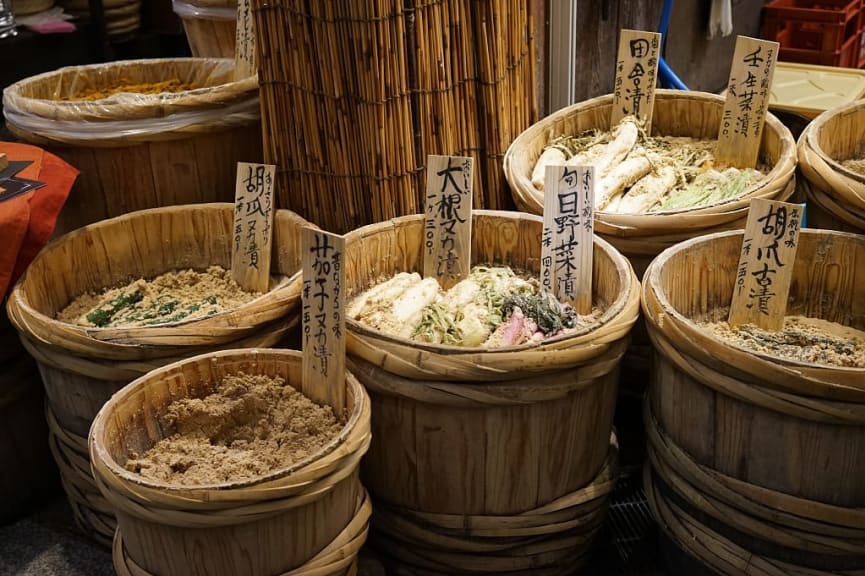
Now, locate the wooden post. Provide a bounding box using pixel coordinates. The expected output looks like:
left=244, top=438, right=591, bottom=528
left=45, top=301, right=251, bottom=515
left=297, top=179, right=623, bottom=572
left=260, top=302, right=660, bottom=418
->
left=231, top=162, right=276, bottom=293
left=423, top=155, right=474, bottom=289
left=234, top=0, right=256, bottom=79
left=716, top=36, right=779, bottom=169
left=611, top=29, right=662, bottom=131
left=301, top=228, right=346, bottom=416
left=728, top=198, right=802, bottom=331
left=541, top=165, right=594, bottom=315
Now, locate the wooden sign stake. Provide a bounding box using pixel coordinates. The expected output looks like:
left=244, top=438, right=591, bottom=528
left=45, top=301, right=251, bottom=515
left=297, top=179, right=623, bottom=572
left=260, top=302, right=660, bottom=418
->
left=541, top=165, right=594, bottom=315
left=716, top=35, right=779, bottom=169
left=302, top=228, right=346, bottom=416
left=0, top=153, right=7, bottom=171
left=234, top=0, right=256, bottom=80
left=423, top=154, right=474, bottom=289
left=728, top=198, right=802, bottom=331
left=611, top=29, right=662, bottom=131
left=231, top=162, right=276, bottom=293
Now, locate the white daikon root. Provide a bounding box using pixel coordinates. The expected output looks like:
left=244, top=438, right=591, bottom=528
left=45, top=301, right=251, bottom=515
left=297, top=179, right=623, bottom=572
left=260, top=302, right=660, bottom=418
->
left=531, top=146, right=568, bottom=190
left=595, top=152, right=653, bottom=209
left=393, top=278, right=441, bottom=339
left=615, top=163, right=680, bottom=214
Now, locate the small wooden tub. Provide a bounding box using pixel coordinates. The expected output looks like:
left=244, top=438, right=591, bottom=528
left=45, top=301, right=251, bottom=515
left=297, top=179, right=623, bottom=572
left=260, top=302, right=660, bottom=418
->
left=2, top=58, right=262, bottom=235
left=173, top=0, right=237, bottom=58
left=90, top=348, right=371, bottom=576
left=5, top=203, right=308, bottom=544
left=798, top=99, right=865, bottom=234
left=642, top=229, right=865, bottom=574
left=344, top=210, right=640, bottom=574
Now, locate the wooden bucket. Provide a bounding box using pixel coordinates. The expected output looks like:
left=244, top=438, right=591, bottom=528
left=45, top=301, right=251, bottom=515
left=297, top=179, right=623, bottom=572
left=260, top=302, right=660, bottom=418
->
left=2, top=58, right=262, bottom=235
left=173, top=0, right=237, bottom=58
left=503, top=89, right=797, bottom=279
left=642, top=229, right=865, bottom=574
left=0, top=311, right=58, bottom=525
left=5, top=204, right=308, bottom=544
left=89, top=348, right=371, bottom=576
left=798, top=99, right=865, bottom=234
left=343, top=210, right=640, bottom=573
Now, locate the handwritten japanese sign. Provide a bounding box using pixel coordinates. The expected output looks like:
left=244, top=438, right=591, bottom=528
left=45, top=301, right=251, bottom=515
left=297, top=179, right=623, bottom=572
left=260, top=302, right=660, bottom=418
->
left=423, top=154, right=473, bottom=289
left=231, top=162, right=275, bottom=293
left=611, top=30, right=662, bottom=130
left=234, top=0, right=256, bottom=79
left=728, top=198, right=801, bottom=331
left=541, top=165, right=594, bottom=314
left=302, top=228, right=346, bottom=415
left=716, top=36, right=779, bottom=169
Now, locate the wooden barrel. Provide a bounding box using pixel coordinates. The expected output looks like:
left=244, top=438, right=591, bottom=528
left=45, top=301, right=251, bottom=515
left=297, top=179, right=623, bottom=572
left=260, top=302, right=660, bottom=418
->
left=798, top=100, right=865, bottom=234
left=343, top=210, right=640, bottom=574
left=2, top=58, right=262, bottom=236
left=5, top=204, right=308, bottom=545
left=642, top=229, right=865, bottom=575
left=89, top=348, right=371, bottom=576
left=173, top=0, right=237, bottom=58
left=504, top=89, right=797, bottom=279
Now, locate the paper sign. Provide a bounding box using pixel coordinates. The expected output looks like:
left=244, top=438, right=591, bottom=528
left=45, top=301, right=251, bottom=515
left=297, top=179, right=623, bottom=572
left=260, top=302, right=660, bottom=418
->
left=716, top=36, right=779, bottom=169
left=423, top=155, right=473, bottom=289
left=541, top=165, right=594, bottom=315
left=728, top=198, right=802, bottom=331
left=611, top=29, right=662, bottom=130
left=231, top=162, right=275, bottom=293
left=302, top=228, right=346, bottom=416
left=234, top=0, right=256, bottom=79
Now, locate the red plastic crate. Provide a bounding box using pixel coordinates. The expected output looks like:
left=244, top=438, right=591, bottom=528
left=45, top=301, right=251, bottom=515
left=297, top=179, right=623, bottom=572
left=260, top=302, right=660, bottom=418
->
left=779, top=27, right=862, bottom=67
left=763, top=0, right=862, bottom=57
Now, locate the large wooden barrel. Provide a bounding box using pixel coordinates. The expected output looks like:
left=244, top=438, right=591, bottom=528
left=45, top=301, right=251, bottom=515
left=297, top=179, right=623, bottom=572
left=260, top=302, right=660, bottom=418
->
left=798, top=99, right=865, bottom=234
left=343, top=210, right=640, bottom=574
left=173, top=0, right=237, bottom=58
left=2, top=58, right=262, bottom=235
left=90, top=348, right=371, bottom=576
left=5, top=204, right=307, bottom=545
left=642, top=229, right=865, bottom=575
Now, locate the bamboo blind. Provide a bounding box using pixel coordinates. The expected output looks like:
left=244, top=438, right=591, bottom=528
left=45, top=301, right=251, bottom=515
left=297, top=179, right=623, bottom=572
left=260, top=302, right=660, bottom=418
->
left=251, top=0, right=536, bottom=234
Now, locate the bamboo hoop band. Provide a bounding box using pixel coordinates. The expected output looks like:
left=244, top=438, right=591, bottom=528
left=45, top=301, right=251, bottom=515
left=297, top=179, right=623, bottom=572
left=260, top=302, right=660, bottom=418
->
left=646, top=406, right=865, bottom=564
left=347, top=337, right=627, bottom=408
left=46, top=407, right=116, bottom=546
left=113, top=491, right=371, bottom=576
left=645, top=467, right=865, bottom=576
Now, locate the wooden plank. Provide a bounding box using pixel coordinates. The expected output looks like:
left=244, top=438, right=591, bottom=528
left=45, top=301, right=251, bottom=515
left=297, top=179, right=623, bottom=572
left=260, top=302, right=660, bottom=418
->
left=610, top=29, right=662, bottom=130
left=716, top=36, right=779, bottom=169
left=423, top=155, right=473, bottom=289
left=0, top=153, right=7, bottom=171
left=728, top=198, right=802, bottom=330
left=234, top=0, right=256, bottom=79
left=301, top=227, right=347, bottom=416
left=231, top=162, right=276, bottom=293
left=541, top=165, right=594, bottom=314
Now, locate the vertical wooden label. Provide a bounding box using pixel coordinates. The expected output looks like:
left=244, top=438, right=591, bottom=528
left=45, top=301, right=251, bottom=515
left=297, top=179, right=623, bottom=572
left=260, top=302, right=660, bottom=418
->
left=541, top=165, right=594, bottom=315
left=302, top=228, right=346, bottom=416
left=716, top=36, right=779, bottom=169
left=423, top=155, right=473, bottom=289
left=728, top=198, right=802, bottom=331
left=234, top=0, right=256, bottom=79
left=611, top=29, right=662, bottom=130
left=231, top=162, right=276, bottom=293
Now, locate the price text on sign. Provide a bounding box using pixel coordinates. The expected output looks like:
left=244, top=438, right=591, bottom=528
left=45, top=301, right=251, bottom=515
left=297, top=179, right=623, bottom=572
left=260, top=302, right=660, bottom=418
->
left=728, top=198, right=801, bottom=331
left=716, top=36, right=779, bottom=169
left=424, top=155, right=473, bottom=288
left=232, top=162, right=275, bottom=293
left=611, top=29, right=662, bottom=130
left=542, top=165, right=594, bottom=315
left=302, top=228, right=346, bottom=416
left=234, top=0, right=256, bottom=79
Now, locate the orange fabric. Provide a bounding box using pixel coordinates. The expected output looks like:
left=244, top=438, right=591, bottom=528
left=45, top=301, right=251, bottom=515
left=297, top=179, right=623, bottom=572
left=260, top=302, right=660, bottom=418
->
left=0, top=142, right=78, bottom=300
